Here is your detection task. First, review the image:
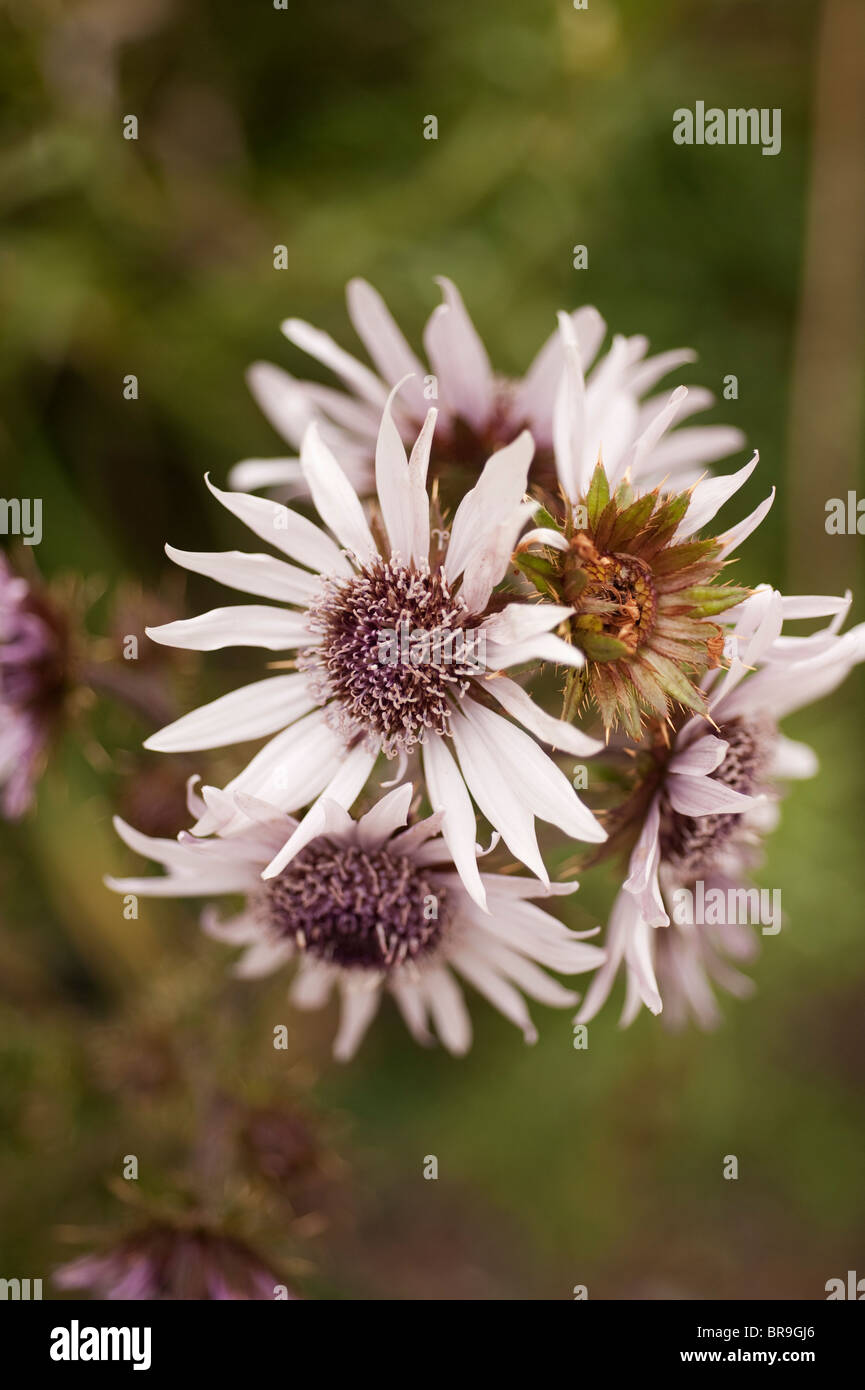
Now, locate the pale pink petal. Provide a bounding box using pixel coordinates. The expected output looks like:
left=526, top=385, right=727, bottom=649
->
left=421, top=735, right=485, bottom=909
left=205, top=476, right=352, bottom=577
left=450, top=948, right=538, bottom=1042
left=666, top=773, right=760, bottom=817
left=300, top=422, right=377, bottom=564
left=667, top=734, right=729, bottom=777
left=165, top=544, right=320, bottom=606
left=355, top=782, right=413, bottom=847
left=481, top=602, right=573, bottom=645
left=145, top=606, right=315, bottom=653
left=333, top=984, right=382, bottom=1061
left=483, top=673, right=602, bottom=755
left=374, top=381, right=416, bottom=558
left=144, top=674, right=315, bottom=752
left=677, top=450, right=759, bottom=539
left=345, top=278, right=426, bottom=407
left=281, top=317, right=388, bottom=407
left=418, top=967, right=472, bottom=1054
left=422, top=277, right=494, bottom=429
left=261, top=744, right=378, bottom=877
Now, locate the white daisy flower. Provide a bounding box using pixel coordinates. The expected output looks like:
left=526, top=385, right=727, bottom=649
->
left=229, top=277, right=744, bottom=498
left=576, top=589, right=865, bottom=1028
left=106, top=784, right=606, bottom=1060
left=144, top=390, right=605, bottom=908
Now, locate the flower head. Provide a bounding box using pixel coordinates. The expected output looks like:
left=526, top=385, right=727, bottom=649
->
left=0, top=554, right=68, bottom=817
left=107, top=783, right=606, bottom=1059
left=230, top=279, right=744, bottom=501
left=54, top=1225, right=290, bottom=1301
left=578, top=590, right=865, bottom=1027
left=145, top=391, right=605, bottom=906
left=518, top=453, right=774, bottom=738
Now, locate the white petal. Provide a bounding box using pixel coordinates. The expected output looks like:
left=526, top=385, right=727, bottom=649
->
left=389, top=979, right=434, bottom=1046
left=227, top=458, right=304, bottom=493
left=421, top=736, right=486, bottom=909
left=246, top=362, right=315, bottom=449
left=345, top=278, right=426, bottom=406
left=146, top=605, right=315, bottom=653
left=666, top=772, right=759, bottom=817
left=483, top=674, right=602, bottom=755
left=104, top=872, right=250, bottom=897
left=192, top=710, right=341, bottom=831
left=552, top=314, right=586, bottom=499
left=609, top=384, right=688, bottom=489
left=481, top=602, right=573, bottom=646
left=407, top=407, right=436, bottom=563
left=422, top=277, right=494, bottom=429
left=771, top=735, right=818, bottom=780
left=446, top=434, right=535, bottom=610
left=627, top=347, right=696, bottom=395
left=518, top=526, right=570, bottom=552
left=205, top=476, right=352, bottom=577
left=281, top=317, right=388, bottom=407
left=232, top=938, right=294, bottom=979
left=290, top=959, right=338, bottom=1009
left=300, top=422, right=377, bottom=564
left=261, top=744, right=378, bottom=877
left=418, top=967, right=472, bottom=1054
left=374, top=380, right=416, bottom=558
left=333, top=984, right=382, bottom=1061
left=144, top=674, right=315, bottom=752
left=450, top=947, right=538, bottom=1043
left=667, top=733, right=729, bottom=777
left=165, top=544, right=320, bottom=606
left=484, top=632, right=585, bottom=670
left=677, top=450, right=759, bottom=539
left=461, top=700, right=606, bottom=845
left=647, top=426, right=746, bottom=474
left=450, top=710, right=549, bottom=882
left=111, top=815, right=207, bottom=873
left=717, top=487, right=775, bottom=558
left=355, top=783, right=413, bottom=847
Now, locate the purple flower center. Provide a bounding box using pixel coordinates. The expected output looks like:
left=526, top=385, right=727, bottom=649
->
left=659, top=716, right=774, bottom=873
left=303, top=558, right=475, bottom=755
left=264, top=841, right=447, bottom=971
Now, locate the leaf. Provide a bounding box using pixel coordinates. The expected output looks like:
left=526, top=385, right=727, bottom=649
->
left=606, top=493, right=658, bottom=552
left=578, top=631, right=633, bottom=662
left=652, top=538, right=720, bottom=575
left=679, top=584, right=751, bottom=617
left=585, top=462, right=610, bottom=527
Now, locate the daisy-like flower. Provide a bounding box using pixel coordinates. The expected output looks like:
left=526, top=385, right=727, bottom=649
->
left=229, top=278, right=744, bottom=499
left=106, top=784, right=606, bottom=1059
left=517, top=447, right=774, bottom=738
left=577, top=589, right=865, bottom=1028
left=55, top=1225, right=292, bottom=1301
left=0, top=553, right=68, bottom=818
left=144, top=390, right=604, bottom=907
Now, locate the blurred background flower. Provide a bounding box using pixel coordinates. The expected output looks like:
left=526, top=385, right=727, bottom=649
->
left=1, top=0, right=864, bottom=1299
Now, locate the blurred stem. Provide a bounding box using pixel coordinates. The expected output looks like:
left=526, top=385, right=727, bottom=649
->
left=787, top=0, right=865, bottom=594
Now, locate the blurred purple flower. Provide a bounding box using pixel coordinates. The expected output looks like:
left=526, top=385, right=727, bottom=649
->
left=54, top=1225, right=295, bottom=1301
left=0, top=554, right=68, bottom=818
